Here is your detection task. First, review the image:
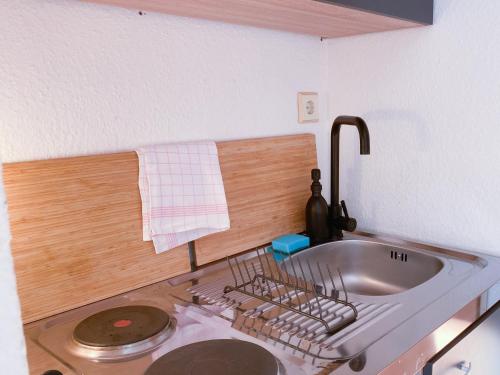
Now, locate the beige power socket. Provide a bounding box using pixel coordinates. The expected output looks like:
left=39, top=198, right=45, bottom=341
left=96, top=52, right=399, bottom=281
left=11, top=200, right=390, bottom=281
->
left=297, top=92, right=319, bottom=123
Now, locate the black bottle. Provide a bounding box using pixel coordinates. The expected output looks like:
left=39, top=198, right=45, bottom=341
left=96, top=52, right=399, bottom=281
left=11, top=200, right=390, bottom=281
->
left=306, top=169, right=330, bottom=245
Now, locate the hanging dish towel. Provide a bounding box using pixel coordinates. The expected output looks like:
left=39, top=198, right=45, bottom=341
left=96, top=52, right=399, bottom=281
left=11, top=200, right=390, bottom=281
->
left=136, top=141, right=230, bottom=254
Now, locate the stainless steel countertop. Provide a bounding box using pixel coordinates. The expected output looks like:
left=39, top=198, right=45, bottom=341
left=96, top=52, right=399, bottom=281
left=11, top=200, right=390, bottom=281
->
left=25, top=231, right=500, bottom=375
left=172, top=231, right=500, bottom=374
left=330, top=232, right=500, bottom=374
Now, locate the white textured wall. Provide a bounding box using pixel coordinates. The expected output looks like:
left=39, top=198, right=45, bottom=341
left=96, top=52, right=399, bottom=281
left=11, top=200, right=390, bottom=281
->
left=326, top=0, right=500, bottom=257
left=0, top=163, right=28, bottom=374
left=0, top=0, right=329, bottom=167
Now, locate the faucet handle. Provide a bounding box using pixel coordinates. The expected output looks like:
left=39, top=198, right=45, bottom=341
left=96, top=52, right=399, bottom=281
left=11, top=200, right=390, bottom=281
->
left=341, top=200, right=350, bottom=218
left=340, top=200, right=357, bottom=232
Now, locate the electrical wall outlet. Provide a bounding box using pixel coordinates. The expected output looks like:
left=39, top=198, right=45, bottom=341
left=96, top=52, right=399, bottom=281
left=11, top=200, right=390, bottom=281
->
left=297, top=92, right=319, bottom=123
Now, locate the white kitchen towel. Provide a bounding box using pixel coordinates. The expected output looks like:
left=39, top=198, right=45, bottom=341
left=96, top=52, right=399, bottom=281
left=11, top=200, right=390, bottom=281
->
left=136, top=141, right=230, bottom=254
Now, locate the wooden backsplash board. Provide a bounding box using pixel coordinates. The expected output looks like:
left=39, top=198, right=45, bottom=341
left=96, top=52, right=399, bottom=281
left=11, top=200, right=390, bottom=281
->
left=196, top=134, right=317, bottom=264
left=3, top=134, right=317, bottom=323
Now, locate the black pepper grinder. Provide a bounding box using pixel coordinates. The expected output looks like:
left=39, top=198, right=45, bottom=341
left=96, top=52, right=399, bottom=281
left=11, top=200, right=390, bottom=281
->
left=305, top=168, right=330, bottom=245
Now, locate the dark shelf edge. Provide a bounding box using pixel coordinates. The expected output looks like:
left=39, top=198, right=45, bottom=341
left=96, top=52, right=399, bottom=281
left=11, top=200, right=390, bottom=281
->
left=315, top=0, right=434, bottom=25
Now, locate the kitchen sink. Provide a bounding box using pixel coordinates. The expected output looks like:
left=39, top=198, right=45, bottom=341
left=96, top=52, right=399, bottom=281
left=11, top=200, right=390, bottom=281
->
left=282, top=240, right=444, bottom=296
left=163, top=231, right=497, bottom=372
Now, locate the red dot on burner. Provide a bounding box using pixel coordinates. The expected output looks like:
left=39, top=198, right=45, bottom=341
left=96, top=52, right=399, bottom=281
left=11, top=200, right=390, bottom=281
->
left=113, top=319, right=132, bottom=328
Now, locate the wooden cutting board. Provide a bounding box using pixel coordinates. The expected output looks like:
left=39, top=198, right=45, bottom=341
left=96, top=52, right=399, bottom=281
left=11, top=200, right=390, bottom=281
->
left=3, top=134, right=317, bottom=323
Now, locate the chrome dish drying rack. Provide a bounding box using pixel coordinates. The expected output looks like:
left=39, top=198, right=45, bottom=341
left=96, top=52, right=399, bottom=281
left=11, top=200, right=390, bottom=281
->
left=223, top=248, right=358, bottom=336
left=186, top=247, right=400, bottom=361
left=187, top=247, right=364, bottom=343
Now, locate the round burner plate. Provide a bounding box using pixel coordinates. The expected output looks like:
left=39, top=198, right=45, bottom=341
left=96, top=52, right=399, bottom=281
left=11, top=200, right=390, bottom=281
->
left=70, top=305, right=174, bottom=361
left=145, top=339, right=280, bottom=375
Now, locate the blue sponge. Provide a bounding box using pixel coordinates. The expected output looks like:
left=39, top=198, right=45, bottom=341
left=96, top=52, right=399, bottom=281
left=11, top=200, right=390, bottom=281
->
left=272, top=234, right=310, bottom=255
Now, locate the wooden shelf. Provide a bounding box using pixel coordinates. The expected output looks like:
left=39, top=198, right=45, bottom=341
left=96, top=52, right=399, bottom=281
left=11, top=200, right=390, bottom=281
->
left=81, top=0, right=431, bottom=38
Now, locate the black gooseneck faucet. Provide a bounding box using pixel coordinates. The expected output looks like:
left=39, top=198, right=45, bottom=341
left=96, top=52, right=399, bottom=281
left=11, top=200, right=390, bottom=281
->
left=330, top=116, right=370, bottom=239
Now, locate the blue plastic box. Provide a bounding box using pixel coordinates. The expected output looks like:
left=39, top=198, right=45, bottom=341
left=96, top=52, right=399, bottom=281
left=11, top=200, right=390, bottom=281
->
left=267, top=234, right=310, bottom=261
left=272, top=234, right=310, bottom=254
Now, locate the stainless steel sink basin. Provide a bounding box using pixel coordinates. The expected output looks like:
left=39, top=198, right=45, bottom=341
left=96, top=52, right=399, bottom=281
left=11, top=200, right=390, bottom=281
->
left=283, top=240, right=444, bottom=296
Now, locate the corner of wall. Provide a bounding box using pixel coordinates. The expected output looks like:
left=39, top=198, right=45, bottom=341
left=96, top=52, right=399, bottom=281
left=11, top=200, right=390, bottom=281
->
left=0, top=163, right=28, bottom=374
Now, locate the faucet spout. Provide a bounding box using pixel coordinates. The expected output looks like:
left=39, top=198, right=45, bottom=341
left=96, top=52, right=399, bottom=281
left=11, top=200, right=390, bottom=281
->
left=330, top=115, right=370, bottom=239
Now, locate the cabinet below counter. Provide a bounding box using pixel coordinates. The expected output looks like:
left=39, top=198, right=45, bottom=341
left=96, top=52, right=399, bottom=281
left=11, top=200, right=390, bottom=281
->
left=380, top=298, right=480, bottom=375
